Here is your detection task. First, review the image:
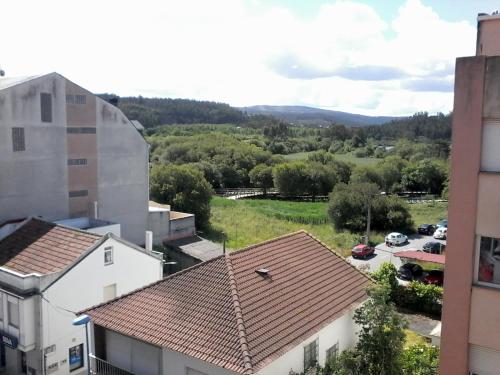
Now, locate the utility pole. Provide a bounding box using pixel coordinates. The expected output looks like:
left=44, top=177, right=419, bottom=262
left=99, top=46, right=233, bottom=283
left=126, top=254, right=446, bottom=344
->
left=365, top=198, right=371, bottom=245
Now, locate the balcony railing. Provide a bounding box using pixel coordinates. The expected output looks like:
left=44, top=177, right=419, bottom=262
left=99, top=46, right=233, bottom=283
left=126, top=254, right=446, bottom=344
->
left=89, top=354, right=134, bottom=375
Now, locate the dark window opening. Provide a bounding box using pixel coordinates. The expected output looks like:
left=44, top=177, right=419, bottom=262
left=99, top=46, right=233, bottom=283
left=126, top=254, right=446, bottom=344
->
left=40, top=93, right=52, bottom=123
left=12, top=128, right=25, bottom=152
left=67, top=127, right=96, bottom=134
left=69, top=190, right=88, bottom=198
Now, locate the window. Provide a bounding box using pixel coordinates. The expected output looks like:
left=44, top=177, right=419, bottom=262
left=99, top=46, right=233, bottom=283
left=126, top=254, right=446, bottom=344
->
left=75, top=95, right=86, bottom=104
left=68, top=344, right=84, bottom=372
left=67, top=158, right=88, bottom=166
left=326, top=342, right=339, bottom=361
left=103, top=284, right=116, bottom=302
left=477, top=236, right=500, bottom=286
left=66, top=94, right=75, bottom=104
left=7, top=301, right=19, bottom=328
left=304, top=339, right=319, bottom=371
left=104, top=246, right=113, bottom=265
left=12, top=128, right=25, bottom=152
left=40, top=93, right=52, bottom=122
left=67, top=127, right=96, bottom=134
left=68, top=190, right=88, bottom=198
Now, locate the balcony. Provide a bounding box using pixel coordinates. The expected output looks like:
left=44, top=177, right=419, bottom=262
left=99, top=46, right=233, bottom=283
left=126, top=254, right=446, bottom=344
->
left=90, top=354, right=134, bottom=375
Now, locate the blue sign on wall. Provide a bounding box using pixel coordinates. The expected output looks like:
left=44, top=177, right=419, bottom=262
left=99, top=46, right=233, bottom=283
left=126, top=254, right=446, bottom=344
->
left=0, top=332, right=18, bottom=349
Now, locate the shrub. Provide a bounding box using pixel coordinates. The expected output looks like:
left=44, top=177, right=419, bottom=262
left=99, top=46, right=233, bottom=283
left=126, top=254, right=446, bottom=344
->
left=395, top=282, right=443, bottom=317
left=401, top=344, right=439, bottom=375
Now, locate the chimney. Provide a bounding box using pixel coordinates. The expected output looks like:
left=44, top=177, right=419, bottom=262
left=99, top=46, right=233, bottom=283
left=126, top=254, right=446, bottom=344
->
left=93, top=201, right=98, bottom=219
left=145, top=231, right=153, bottom=252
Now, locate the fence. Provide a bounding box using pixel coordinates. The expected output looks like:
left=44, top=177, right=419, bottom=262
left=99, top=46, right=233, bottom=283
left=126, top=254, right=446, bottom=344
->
left=90, top=354, right=134, bottom=375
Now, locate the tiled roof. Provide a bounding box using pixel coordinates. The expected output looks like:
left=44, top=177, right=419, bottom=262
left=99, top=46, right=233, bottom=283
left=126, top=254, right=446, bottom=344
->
left=0, top=218, right=101, bottom=275
left=84, top=231, right=371, bottom=373
left=394, top=250, right=446, bottom=265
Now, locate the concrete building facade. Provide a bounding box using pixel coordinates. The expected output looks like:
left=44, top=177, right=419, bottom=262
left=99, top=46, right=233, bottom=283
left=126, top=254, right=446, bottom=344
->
left=0, top=73, right=149, bottom=245
left=440, top=13, right=500, bottom=375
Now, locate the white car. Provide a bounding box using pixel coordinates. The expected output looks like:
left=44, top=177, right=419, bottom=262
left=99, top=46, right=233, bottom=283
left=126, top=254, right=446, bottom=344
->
left=434, top=227, right=447, bottom=240
left=385, top=232, right=408, bottom=246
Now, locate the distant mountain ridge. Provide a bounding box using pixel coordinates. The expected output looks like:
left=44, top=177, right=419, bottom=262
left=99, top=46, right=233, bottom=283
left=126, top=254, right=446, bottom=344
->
left=241, top=105, right=400, bottom=127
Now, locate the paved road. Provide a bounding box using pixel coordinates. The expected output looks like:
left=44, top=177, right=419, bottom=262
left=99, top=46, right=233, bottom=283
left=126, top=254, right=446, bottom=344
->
left=347, top=234, right=446, bottom=273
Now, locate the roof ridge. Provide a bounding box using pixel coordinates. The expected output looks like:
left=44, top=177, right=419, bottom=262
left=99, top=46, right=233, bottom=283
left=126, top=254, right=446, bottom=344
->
left=231, top=230, right=307, bottom=256
left=224, top=254, right=254, bottom=375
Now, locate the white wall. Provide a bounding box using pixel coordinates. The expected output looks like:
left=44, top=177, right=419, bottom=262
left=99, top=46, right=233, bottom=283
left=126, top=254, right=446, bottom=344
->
left=96, top=99, right=149, bottom=245
left=481, top=120, right=500, bottom=172
left=162, top=347, right=239, bottom=375
left=257, top=309, right=358, bottom=375
left=0, top=74, right=69, bottom=223
left=469, top=345, right=500, bottom=375
left=41, top=237, right=162, bottom=374
left=106, top=330, right=162, bottom=375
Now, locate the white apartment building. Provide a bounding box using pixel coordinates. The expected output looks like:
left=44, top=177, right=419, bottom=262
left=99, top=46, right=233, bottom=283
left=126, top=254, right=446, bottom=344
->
left=0, top=217, right=163, bottom=375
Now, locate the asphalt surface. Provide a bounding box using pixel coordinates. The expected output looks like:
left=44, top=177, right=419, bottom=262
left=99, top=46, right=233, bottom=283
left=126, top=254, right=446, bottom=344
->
left=347, top=233, right=447, bottom=274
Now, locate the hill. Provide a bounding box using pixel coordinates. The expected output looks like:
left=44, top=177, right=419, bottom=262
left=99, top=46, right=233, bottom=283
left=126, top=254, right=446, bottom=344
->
left=241, top=105, right=399, bottom=127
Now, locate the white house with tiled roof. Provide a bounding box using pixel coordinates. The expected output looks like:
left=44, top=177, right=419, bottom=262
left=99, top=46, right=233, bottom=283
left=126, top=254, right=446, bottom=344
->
left=84, top=231, right=370, bottom=375
left=0, top=217, right=163, bottom=375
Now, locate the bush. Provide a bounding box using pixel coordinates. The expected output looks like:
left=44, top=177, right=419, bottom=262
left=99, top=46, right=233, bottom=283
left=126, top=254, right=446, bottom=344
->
left=395, top=282, right=443, bottom=317
left=401, top=344, right=439, bottom=375
left=371, top=263, right=399, bottom=299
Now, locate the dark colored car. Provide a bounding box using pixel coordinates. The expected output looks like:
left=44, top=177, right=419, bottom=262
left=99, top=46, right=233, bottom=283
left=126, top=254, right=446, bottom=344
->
left=351, top=244, right=375, bottom=259
left=423, top=270, right=444, bottom=286
left=397, top=263, right=424, bottom=281
left=422, top=241, right=445, bottom=254
left=418, top=224, right=436, bottom=235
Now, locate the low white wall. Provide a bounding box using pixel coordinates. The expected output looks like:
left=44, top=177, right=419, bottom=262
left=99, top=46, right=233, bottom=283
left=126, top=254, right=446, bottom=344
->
left=257, top=309, right=358, bottom=375
left=148, top=210, right=170, bottom=244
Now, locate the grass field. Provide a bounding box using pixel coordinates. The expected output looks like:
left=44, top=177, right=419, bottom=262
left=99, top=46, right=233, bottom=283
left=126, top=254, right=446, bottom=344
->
left=207, top=197, right=448, bottom=255
left=283, top=151, right=380, bottom=166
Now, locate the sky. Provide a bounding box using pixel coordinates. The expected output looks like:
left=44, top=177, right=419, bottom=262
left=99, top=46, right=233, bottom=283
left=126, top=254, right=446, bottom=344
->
left=0, top=0, right=497, bottom=116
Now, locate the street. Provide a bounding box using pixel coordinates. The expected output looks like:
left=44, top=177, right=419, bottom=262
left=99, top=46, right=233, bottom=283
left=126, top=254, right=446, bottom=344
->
left=347, top=234, right=447, bottom=273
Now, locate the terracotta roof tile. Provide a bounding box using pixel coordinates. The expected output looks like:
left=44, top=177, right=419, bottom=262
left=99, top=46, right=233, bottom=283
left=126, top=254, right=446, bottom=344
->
left=85, top=231, right=371, bottom=373
left=0, top=218, right=101, bottom=275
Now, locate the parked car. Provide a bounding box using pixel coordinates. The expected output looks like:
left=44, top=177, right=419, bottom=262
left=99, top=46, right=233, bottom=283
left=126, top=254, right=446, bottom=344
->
left=436, top=219, right=448, bottom=228
left=351, top=244, right=375, bottom=259
left=422, top=241, right=446, bottom=254
left=423, top=269, right=444, bottom=286
left=434, top=227, right=447, bottom=240
left=397, top=263, right=424, bottom=281
left=418, top=224, right=436, bottom=235
left=385, top=232, right=408, bottom=246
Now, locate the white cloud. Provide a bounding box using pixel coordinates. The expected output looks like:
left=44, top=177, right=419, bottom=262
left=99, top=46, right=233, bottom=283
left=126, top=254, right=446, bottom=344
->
left=0, top=0, right=476, bottom=115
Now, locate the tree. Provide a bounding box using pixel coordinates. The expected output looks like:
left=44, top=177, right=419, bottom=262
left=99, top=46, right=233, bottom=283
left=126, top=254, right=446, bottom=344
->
left=249, top=164, right=274, bottom=195
left=401, top=344, right=439, bottom=375
left=401, top=159, right=446, bottom=194
left=150, top=164, right=214, bottom=229
left=350, top=166, right=383, bottom=188
left=328, top=182, right=380, bottom=232
left=353, top=285, right=407, bottom=375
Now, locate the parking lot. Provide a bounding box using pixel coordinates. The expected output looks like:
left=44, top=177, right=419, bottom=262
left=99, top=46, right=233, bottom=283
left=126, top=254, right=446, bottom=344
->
left=347, top=234, right=446, bottom=273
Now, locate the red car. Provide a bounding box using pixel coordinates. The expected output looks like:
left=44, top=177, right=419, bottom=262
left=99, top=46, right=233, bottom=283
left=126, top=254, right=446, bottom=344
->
left=351, top=244, right=375, bottom=259
left=423, top=270, right=444, bottom=286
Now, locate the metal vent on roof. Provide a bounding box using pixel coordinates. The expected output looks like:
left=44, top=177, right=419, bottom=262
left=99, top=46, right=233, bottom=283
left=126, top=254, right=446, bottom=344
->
left=256, top=268, right=269, bottom=276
